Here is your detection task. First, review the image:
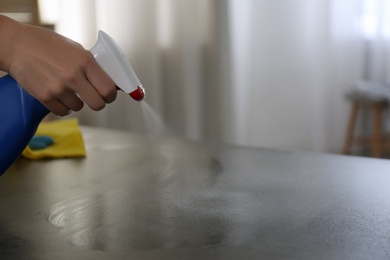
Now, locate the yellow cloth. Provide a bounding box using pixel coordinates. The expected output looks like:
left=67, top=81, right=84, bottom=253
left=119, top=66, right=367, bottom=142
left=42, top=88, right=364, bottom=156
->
left=22, top=118, right=86, bottom=159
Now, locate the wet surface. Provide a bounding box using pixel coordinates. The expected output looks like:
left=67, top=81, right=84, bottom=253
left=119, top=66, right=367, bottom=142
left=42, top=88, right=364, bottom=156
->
left=46, top=188, right=256, bottom=251
left=1, top=127, right=390, bottom=259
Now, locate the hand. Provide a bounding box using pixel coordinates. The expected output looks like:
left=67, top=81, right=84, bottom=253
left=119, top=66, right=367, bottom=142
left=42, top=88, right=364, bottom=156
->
left=0, top=15, right=117, bottom=116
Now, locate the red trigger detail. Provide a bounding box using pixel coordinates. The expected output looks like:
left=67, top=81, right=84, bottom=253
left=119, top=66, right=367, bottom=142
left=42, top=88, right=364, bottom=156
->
left=129, top=86, right=145, bottom=101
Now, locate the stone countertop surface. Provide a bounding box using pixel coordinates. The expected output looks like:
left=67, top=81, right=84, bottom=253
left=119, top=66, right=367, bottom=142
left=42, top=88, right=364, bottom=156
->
left=1, top=126, right=390, bottom=259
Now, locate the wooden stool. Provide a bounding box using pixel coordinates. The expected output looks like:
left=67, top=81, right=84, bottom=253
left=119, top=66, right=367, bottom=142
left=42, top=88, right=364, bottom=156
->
left=343, top=91, right=389, bottom=158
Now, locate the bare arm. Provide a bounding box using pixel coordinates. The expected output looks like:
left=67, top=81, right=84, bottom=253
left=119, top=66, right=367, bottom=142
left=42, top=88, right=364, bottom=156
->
left=0, top=15, right=117, bottom=116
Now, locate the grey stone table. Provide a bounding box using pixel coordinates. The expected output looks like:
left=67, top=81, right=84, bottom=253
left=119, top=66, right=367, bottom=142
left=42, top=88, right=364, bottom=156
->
left=1, top=127, right=390, bottom=259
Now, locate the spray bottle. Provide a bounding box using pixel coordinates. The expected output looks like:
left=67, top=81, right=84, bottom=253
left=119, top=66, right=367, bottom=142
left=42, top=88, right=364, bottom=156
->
left=0, top=31, right=145, bottom=175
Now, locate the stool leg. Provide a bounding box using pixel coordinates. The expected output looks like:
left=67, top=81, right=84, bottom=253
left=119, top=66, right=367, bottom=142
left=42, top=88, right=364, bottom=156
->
left=343, top=102, right=359, bottom=155
left=372, top=105, right=384, bottom=158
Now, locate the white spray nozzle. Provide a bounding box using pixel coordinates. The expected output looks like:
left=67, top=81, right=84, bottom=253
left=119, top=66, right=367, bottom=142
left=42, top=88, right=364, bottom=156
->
left=90, top=31, right=145, bottom=101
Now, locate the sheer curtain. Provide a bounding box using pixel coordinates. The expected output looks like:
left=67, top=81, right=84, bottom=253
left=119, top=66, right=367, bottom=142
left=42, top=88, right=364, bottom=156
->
left=40, top=0, right=233, bottom=143
left=360, top=0, right=390, bottom=81
left=38, top=0, right=390, bottom=153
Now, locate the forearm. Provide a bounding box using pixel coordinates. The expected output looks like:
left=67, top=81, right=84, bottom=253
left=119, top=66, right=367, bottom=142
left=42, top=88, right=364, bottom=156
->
left=0, top=15, right=24, bottom=73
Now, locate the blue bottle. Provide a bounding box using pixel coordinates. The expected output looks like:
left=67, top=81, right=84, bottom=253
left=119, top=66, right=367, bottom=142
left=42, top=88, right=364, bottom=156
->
left=0, top=31, right=144, bottom=175
left=0, top=74, right=49, bottom=175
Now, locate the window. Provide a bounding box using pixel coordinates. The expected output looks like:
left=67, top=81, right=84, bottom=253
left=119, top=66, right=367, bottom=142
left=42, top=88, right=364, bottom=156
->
left=360, top=0, right=390, bottom=39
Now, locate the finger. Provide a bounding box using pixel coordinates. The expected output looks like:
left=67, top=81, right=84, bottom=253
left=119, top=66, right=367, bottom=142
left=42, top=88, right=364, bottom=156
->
left=73, top=78, right=106, bottom=111
left=43, top=99, right=71, bottom=117
left=85, top=57, right=117, bottom=103
left=58, top=90, right=84, bottom=112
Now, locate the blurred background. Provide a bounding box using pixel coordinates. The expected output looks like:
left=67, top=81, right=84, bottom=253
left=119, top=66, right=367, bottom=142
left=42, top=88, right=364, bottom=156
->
left=4, top=0, right=390, bottom=155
